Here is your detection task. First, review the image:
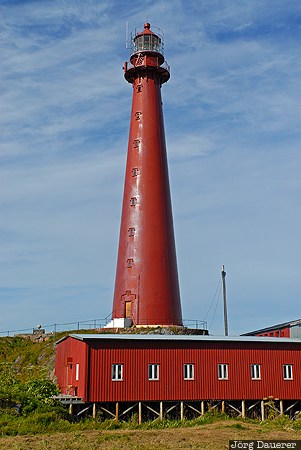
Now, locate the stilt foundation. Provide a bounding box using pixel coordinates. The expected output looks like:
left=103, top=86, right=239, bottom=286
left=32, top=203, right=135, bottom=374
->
left=61, top=399, right=301, bottom=422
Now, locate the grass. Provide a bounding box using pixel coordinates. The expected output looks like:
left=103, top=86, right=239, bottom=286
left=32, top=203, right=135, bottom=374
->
left=1, top=416, right=301, bottom=450
left=1, top=408, right=301, bottom=437
left=0, top=336, right=55, bottom=383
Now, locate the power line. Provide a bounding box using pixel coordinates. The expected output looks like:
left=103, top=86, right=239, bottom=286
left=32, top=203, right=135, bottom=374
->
left=204, top=279, right=222, bottom=322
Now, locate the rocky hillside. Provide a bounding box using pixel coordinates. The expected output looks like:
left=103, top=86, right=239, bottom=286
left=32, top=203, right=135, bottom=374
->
left=0, top=335, right=57, bottom=383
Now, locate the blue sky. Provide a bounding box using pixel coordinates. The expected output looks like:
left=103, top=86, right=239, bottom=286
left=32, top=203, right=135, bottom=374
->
left=1, top=0, right=300, bottom=335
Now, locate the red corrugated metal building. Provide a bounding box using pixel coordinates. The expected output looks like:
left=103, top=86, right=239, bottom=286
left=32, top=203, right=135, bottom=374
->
left=55, top=334, right=301, bottom=403
left=242, top=319, right=301, bottom=339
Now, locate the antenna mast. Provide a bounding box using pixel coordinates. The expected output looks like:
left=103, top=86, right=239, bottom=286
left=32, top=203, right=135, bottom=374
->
left=221, top=265, right=228, bottom=336
left=125, top=21, right=129, bottom=48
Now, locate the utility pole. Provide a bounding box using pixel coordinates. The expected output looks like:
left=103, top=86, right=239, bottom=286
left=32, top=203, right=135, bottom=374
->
left=221, top=265, right=228, bottom=336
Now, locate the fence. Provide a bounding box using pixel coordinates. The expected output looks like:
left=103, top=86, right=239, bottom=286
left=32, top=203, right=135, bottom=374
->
left=0, top=318, right=207, bottom=338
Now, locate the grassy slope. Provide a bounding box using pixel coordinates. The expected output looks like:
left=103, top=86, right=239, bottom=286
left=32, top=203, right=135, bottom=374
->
left=0, top=329, right=100, bottom=382
left=0, top=336, right=56, bottom=382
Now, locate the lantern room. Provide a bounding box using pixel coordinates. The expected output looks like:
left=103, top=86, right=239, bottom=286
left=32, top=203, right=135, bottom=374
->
left=129, top=23, right=165, bottom=64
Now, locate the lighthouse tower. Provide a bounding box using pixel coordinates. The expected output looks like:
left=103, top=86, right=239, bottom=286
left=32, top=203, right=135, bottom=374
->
left=111, top=23, right=182, bottom=327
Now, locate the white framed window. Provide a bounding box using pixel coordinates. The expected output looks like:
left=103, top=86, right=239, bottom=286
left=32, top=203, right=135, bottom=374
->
left=184, top=364, right=194, bottom=380
left=148, top=364, right=159, bottom=381
left=112, top=364, right=123, bottom=381
left=251, top=364, right=261, bottom=380
left=283, top=364, right=293, bottom=380
left=218, top=363, right=228, bottom=380
left=75, top=363, right=80, bottom=381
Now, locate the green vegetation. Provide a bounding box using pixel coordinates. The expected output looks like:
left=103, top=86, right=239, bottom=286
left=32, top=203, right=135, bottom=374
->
left=0, top=335, right=57, bottom=380
left=0, top=334, right=71, bottom=436
left=2, top=409, right=301, bottom=438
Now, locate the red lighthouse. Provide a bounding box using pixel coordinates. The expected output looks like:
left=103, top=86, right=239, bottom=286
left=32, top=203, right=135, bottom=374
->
left=111, top=23, right=182, bottom=327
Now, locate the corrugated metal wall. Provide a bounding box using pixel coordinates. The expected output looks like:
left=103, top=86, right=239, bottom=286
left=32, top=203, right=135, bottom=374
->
left=256, top=327, right=290, bottom=338
left=55, top=337, right=88, bottom=399
left=56, top=338, right=301, bottom=402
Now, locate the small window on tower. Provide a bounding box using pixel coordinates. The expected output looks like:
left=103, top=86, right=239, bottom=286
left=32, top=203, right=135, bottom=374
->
left=135, top=111, right=142, bottom=120
left=130, top=197, right=137, bottom=206
left=136, top=55, right=144, bottom=66
left=137, top=85, right=142, bottom=93
left=133, top=139, right=140, bottom=149
left=126, top=258, right=134, bottom=268
left=132, top=168, right=139, bottom=177
left=128, top=227, right=135, bottom=237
